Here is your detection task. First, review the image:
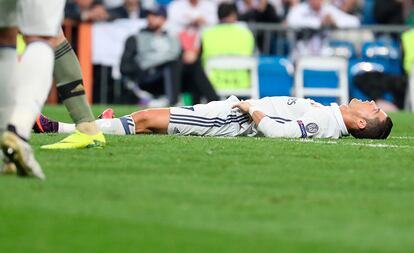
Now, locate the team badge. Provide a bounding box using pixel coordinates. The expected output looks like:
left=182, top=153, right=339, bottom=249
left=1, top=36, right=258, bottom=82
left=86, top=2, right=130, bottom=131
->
left=305, top=123, right=319, bottom=134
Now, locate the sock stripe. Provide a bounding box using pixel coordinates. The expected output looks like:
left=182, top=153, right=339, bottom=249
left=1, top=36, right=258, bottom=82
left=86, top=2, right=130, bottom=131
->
left=119, top=117, right=132, bottom=135
left=55, top=41, right=71, bottom=54
left=55, top=46, right=73, bottom=60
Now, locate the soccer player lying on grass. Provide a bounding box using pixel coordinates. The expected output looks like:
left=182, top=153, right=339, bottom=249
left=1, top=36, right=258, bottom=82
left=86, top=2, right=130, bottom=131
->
left=34, top=96, right=393, bottom=141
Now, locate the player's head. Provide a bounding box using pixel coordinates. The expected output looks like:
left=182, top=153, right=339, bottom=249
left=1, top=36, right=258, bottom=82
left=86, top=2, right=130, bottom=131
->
left=125, top=0, right=139, bottom=7
left=75, top=0, right=94, bottom=9
left=346, top=99, right=393, bottom=139
left=218, top=2, right=238, bottom=23
left=146, top=5, right=167, bottom=31
left=308, top=0, right=324, bottom=11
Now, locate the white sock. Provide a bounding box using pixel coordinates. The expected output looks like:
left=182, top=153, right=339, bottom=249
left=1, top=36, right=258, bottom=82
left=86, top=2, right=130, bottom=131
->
left=0, top=47, right=17, bottom=133
left=57, top=116, right=135, bottom=135
left=96, top=116, right=135, bottom=135
left=58, top=122, right=76, bottom=133
left=8, top=42, right=54, bottom=139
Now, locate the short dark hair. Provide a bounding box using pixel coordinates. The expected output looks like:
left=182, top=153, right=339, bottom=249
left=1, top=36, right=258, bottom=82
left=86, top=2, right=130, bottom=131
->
left=218, top=2, right=237, bottom=20
left=349, top=116, right=393, bottom=139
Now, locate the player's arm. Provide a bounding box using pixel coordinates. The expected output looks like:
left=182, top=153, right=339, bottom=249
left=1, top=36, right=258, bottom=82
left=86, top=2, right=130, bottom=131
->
left=232, top=101, right=319, bottom=138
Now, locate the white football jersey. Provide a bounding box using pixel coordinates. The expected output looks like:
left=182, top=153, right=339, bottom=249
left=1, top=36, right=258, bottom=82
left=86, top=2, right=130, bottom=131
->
left=247, top=96, right=349, bottom=139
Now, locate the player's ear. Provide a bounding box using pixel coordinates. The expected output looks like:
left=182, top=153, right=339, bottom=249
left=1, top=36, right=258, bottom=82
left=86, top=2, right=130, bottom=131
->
left=356, top=118, right=367, bottom=130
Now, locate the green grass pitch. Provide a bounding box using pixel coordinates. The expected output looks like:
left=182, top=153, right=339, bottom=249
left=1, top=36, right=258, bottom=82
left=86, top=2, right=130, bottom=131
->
left=1, top=105, right=414, bottom=253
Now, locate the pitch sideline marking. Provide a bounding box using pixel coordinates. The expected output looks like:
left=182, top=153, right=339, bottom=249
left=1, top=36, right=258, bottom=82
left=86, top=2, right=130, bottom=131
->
left=390, top=136, right=414, bottom=140
left=285, top=139, right=413, bottom=149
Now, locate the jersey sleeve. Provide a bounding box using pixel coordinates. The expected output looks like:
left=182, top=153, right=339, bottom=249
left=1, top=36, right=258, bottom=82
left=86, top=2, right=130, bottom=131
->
left=257, top=116, right=320, bottom=138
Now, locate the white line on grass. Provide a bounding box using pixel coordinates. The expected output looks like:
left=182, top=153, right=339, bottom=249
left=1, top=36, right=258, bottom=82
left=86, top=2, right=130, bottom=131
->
left=390, top=136, right=414, bottom=140
left=285, top=139, right=413, bottom=149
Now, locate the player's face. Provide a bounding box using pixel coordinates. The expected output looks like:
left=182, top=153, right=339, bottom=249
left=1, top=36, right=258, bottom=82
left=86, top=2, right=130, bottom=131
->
left=308, top=0, right=323, bottom=11
left=125, top=0, right=139, bottom=5
left=348, top=99, right=388, bottom=122
left=76, top=0, right=94, bottom=9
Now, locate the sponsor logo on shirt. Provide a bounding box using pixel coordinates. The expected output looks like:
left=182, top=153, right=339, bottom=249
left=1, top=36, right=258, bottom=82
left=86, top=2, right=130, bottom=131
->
left=287, top=98, right=297, bottom=105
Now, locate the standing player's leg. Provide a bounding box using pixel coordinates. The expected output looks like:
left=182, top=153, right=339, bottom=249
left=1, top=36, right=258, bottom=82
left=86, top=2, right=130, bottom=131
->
left=1, top=0, right=67, bottom=179
left=0, top=5, right=18, bottom=174
left=39, top=31, right=105, bottom=150
left=0, top=27, right=17, bottom=135
left=54, top=31, right=98, bottom=134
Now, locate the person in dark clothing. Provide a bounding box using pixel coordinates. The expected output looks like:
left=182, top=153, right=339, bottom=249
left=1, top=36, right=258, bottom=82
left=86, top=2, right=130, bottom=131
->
left=107, top=0, right=147, bottom=20
left=374, top=0, right=404, bottom=25
left=120, top=5, right=182, bottom=105
left=181, top=55, right=219, bottom=104
left=236, top=0, right=281, bottom=23
left=65, top=0, right=109, bottom=22
left=121, top=4, right=219, bottom=105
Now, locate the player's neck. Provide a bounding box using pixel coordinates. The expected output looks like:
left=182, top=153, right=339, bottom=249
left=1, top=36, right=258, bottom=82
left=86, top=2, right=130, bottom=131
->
left=339, top=105, right=357, bottom=130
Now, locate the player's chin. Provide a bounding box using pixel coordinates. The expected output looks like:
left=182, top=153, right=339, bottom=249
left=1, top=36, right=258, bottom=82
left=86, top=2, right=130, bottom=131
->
left=349, top=98, right=358, bottom=104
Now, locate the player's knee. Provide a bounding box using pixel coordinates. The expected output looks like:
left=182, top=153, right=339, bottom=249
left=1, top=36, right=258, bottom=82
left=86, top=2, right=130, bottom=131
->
left=0, top=27, right=18, bottom=45
left=131, top=110, right=151, bottom=128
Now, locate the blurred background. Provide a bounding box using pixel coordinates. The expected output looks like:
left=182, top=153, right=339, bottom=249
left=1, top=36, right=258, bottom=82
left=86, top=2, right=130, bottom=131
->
left=52, top=0, right=414, bottom=112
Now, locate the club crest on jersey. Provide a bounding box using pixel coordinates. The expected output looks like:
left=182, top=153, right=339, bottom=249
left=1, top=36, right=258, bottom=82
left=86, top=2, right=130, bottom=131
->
left=305, top=123, right=319, bottom=134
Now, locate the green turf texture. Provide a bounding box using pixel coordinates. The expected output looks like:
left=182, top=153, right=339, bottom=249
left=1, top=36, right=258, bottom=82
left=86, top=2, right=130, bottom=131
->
left=1, top=105, right=413, bottom=253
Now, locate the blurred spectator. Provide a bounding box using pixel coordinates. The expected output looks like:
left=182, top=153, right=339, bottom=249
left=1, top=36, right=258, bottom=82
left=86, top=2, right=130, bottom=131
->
left=404, top=0, right=414, bottom=24
left=374, top=0, right=404, bottom=25
left=121, top=4, right=218, bottom=105
left=374, top=0, right=406, bottom=39
left=167, top=0, right=218, bottom=35
left=286, top=0, right=360, bottom=58
left=103, top=0, right=124, bottom=7
left=167, top=0, right=220, bottom=104
left=201, top=2, right=255, bottom=91
left=120, top=5, right=182, bottom=105
left=107, top=0, right=146, bottom=20
left=287, top=0, right=360, bottom=29
left=330, top=0, right=361, bottom=16
left=65, top=0, right=110, bottom=22
left=277, top=0, right=300, bottom=19
left=236, top=0, right=281, bottom=23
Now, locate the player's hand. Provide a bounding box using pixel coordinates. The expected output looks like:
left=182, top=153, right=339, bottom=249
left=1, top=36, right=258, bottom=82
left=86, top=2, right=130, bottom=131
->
left=322, top=14, right=336, bottom=27
left=182, top=50, right=198, bottom=64
left=232, top=101, right=251, bottom=114
left=193, top=17, right=207, bottom=27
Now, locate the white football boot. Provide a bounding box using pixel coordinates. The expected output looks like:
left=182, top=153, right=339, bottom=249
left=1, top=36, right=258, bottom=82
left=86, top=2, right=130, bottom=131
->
left=1, top=131, right=45, bottom=180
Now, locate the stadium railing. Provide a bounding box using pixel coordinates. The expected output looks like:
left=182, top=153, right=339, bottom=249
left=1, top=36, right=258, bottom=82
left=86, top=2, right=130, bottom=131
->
left=247, top=23, right=411, bottom=55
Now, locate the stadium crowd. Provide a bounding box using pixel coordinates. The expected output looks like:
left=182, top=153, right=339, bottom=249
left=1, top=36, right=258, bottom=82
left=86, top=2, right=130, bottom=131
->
left=64, top=0, right=414, bottom=25
left=61, top=0, right=414, bottom=111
